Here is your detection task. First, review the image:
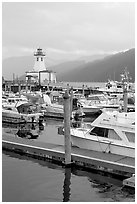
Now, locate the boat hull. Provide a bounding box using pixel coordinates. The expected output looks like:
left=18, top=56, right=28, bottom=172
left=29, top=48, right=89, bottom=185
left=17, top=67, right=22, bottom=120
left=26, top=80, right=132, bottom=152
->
left=71, top=134, right=135, bottom=158
left=82, top=106, right=101, bottom=116
left=2, top=111, right=26, bottom=124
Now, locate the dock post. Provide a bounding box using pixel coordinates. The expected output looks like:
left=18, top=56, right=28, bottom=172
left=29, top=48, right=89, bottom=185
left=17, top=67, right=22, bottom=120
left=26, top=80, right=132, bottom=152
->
left=70, top=86, right=73, bottom=118
left=9, top=83, right=12, bottom=93
left=26, top=83, right=28, bottom=93
left=121, top=68, right=129, bottom=112
left=82, top=84, right=85, bottom=96
left=63, top=167, right=71, bottom=202
left=67, top=83, right=70, bottom=93
left=63, top=90, right=71, bottom=166
left=18, top=83, right=21, bottom=96
left=123, top=83, right=128, bottom=112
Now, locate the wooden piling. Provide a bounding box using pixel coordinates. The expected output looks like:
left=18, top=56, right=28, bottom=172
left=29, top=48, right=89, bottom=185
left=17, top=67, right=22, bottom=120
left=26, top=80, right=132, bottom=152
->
left=70, top=87, right=73, bottom=117
left=26, top=82, right=28, bottom=93
left=63, top=167, right=71, bottom=201
left=63, top=90, right=71, bottom=165
left=67, top=83, right=70, bottom=93
left=18, top=83, right=21, bottom=96
left=123, top=83, right=128, bottom=112
left=9, top=83, right=12, bottom=93
left=82, top=84, right=85, bottom=96
left=121, top=68, right=129, bottom=113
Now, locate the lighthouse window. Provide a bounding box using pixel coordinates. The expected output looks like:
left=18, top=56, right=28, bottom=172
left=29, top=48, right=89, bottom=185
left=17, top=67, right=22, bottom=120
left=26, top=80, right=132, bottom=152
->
left=37, top=57, right=39, bottom=61
left=41, top=58, right=43, bottom=61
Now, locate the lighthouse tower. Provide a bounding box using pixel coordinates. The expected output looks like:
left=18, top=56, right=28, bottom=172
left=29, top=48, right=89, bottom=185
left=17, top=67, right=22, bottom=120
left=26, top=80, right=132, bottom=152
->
left=33, top=48, right=46, bottom=71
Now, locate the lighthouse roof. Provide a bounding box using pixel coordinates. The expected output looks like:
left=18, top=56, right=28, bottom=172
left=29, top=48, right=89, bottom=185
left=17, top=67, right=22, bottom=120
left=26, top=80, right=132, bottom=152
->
left=34, top=48, right=46, bottom=56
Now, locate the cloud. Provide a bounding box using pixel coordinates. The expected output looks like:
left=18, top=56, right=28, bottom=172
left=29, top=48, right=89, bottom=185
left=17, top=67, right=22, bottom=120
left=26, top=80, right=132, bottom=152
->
left=2, top=46, right=36, bottom=59
left=103, top=2, right=120, bottom=9
left=2, top=2, right=135, bottom=60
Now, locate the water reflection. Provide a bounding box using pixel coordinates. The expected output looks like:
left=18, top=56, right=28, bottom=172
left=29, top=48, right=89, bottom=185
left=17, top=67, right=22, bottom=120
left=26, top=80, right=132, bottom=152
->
left=2, top=122, right=45, bottom=139
left=3, top=150, right=131, bottom=201
left=63, top=168, right=71, bottom=202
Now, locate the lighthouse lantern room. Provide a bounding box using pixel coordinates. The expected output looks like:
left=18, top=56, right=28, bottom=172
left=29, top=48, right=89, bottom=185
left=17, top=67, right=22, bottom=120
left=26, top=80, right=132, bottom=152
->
left=33, top=48, right=46, bottom=71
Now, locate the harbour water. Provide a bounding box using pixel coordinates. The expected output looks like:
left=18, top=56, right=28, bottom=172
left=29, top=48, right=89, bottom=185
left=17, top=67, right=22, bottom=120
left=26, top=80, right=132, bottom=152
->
left=2, top=118, right=135, bottom=202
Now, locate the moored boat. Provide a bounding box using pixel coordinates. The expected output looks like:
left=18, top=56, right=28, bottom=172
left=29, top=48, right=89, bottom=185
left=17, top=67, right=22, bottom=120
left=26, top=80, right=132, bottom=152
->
left=78, top=94, right=119, bottom=115
left=70, top=110, right=135, bottom=158
left=2, top=101, right=44, bottom=124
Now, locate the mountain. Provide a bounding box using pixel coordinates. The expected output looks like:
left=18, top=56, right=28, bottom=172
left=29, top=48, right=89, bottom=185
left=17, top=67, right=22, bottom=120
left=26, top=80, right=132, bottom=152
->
left=2, top=53, right=108, bottom=80
left=2, top=56, right=62, bottom=80
left=57, top=48, right=135, bottom=82
left=2, top=48, right=135, bottom=82
left=18, top=60, right=86, bottom=81
left=76, top=53, right=109, bottom=63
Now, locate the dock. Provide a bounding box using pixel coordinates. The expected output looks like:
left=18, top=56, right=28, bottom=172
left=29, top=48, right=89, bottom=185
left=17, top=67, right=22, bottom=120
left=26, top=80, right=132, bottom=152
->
left=2, top=133, right=135, bottom=178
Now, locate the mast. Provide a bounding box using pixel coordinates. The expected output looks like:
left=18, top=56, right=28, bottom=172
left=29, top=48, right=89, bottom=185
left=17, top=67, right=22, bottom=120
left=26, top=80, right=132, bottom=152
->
left=121, top=67, right=130, bottom=112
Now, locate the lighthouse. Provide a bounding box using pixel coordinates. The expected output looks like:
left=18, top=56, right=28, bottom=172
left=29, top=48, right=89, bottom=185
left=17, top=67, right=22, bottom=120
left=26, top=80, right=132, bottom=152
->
left=26, top=47, right=56, bottom=85
left=33, top=48, right=46, bottom=71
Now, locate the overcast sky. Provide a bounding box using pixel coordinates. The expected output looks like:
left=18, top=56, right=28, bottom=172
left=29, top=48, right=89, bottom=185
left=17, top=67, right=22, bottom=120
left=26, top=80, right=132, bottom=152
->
left=2, top=2, right=135, bottom=61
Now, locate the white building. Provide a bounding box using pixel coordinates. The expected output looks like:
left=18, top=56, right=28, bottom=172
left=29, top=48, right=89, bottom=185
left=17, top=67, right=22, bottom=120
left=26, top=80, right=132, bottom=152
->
left=26, top=48, right=56, bottom=84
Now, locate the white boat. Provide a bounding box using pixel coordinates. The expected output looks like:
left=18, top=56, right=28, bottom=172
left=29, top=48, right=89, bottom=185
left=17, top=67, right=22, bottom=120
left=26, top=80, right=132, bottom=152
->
left=2, top=95, right=28, bottom=106
left=70, top=110, right=135, bottom=158
left=78, top=94, right=119, bottom=115
left=40, top=93, right=64, bottom=118
left=2, top=101, right=44, bottom=124
left=97, top=79, right=134, bottom=95
left=41, top=93, right=84, bottom=118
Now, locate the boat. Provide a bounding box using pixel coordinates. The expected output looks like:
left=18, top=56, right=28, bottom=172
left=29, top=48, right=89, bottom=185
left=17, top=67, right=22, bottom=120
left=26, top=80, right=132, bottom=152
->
left=78, top=94, right=120, bottom=116
left=2, top=95, right=28, bottom=106
left=2, top=101, right=44, bottom=124
left=39, top=93, right=64, bottom=118
left=41, top=102, right=64, bottom=118
left=78, top=68, right=135, bottom=115
left=96, top=79, right=134, bottom=96
left=41, top=93, right=84, bottom=119
left=70, top=110, right=135, bottom=158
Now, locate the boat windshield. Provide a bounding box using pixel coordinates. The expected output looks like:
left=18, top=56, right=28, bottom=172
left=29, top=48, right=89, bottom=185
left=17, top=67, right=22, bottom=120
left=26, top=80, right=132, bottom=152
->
left=90, top=126, right=108, bottom=138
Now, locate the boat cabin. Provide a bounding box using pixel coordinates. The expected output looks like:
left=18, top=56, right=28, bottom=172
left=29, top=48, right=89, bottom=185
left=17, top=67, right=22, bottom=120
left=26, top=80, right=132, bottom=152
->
left=16, top=102, right=37, bottom=114
left=89, top=125, right=135, bottom=143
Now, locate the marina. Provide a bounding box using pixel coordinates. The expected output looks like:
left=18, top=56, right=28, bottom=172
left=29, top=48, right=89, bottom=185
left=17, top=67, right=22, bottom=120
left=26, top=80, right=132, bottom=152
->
left=2, top=3, right=135, bottom=201
left=2, top=48, right=135, bottom=202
